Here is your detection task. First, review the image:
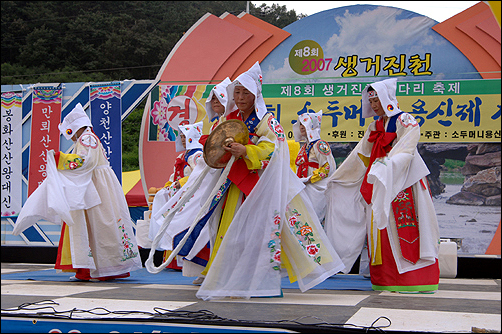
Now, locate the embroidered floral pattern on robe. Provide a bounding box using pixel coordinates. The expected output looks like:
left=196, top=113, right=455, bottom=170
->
left=268, top=211, right=282, bottom=270
left=287, top=208, right=322, bottom=264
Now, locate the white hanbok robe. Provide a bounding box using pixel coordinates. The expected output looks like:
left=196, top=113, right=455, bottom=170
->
left=325, top=113, right=440, bottom=280
left=150, top=149, right=203, bottom=240
left=180, top=113, right=345, bottom=300
left=13, top=128, right=142, bottom=278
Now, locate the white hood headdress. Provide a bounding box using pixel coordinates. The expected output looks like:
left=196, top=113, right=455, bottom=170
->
left=293, top=110, right=323, bottom=143
left=361, top=78, right=402, bottom=118
left=225, top=61, right=267, bottom=120
left=58, top=103, right=92, bottom=140
left=175, top=121, right=204, bottom=152
left=205, top=77, right=232, bottom=121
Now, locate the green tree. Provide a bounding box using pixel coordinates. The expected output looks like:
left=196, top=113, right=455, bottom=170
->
left=2, top=1, right=302, bottom=84
left=252, top=2, right=306, bottom=28
left=122, top=101, right=144, bottom=171
left=1, top=1, right=304, bottom=171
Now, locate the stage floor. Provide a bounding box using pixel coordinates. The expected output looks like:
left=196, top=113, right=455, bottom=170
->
left=1, top=263, right=500, bottom=333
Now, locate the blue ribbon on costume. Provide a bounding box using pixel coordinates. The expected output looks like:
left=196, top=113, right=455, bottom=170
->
left=172, top=178, right=232, bottom=260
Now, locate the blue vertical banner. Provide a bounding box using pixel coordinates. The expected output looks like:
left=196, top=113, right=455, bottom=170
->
left=1, top=92, right=23, bottom=217
left=90, top=83, right=122, bottom=183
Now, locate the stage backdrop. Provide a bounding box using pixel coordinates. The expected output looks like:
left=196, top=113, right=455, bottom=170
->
left=140, top=2, right=500, bottom=256
left=1, top=3, right=499, bottom=257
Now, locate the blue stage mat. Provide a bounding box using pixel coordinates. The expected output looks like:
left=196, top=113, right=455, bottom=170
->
left=1, top=268, right=372, bottom=291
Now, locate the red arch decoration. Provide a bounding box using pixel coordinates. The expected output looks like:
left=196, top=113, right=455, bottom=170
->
left=432, top=2, right=501, bottom=79
left=140, top=12, right=290, bottom=193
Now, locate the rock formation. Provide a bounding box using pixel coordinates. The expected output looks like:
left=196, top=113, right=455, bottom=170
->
left=447, top=143, right=501, bottom=206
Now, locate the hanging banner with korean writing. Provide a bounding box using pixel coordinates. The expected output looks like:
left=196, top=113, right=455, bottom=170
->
left=146, top=80, right=500, bottom=143
left=90, top=83, right=122, bottom=182
left=148, top=84, right=208, bottom=142
left=28, top=88, right=62, bottom=196
left=262, top=79, right=501, bottom=143
left=1, top=92, right=23, bottom=217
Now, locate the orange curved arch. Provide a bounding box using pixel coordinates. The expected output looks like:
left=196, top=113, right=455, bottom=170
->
left=231, top=13, right=291, bottom=79
left=211, top=12, right=273, bottom=82
left=157, top=13, right=253, bottom=84
left=142, top=12, right=291, bottom=191
left=432, top=2, right=501, bottom=79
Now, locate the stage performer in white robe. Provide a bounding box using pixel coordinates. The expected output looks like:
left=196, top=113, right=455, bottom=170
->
left=153, top=61, right=344, bottom=300
left=324, top=78, right=440, bottom=292
left=292, top=110, right=336, bottom=224
left=12, top=103, right=142, bottom=281
left=149, top=77, right=234, bottom=282
left=189, top=77, right=233, bottom=284
left=150, top=78, right=234, bottom=284
left=150, top=122, right=204, bottom=270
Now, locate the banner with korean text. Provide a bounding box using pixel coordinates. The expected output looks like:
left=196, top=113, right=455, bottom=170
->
left=28, top=88, right=62, bottom=196
left=147, top=79, right=500, bottom=143
left=1, top=92, right=23, bottom=217
left=262, top=79, right=501, bottom=143
left=90, top=83, right=122, bottom=182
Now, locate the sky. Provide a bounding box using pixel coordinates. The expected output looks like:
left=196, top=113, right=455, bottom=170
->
left=257, top=1, right=480, bottom=22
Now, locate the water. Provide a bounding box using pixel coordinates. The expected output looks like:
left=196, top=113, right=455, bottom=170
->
left=433, top=184, right=501, bottom=255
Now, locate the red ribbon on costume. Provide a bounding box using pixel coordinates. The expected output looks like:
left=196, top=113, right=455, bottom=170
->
left=227, top=158, right=259, bottom=196
left=226, top=128, right=260, bottom=196
left=174, top=154, right=187, bottom=180
left=296, top=161, right=320, bottom=178
left=295, top=149, right=319, bottom=178
left=224, top=110, right=261, bottom=196
left=391, top=187, right=420, bottom=264
left=295, top=143, right=320, bottom=178
left=199, top=134, right=209, bottom=146
left=360, top=118, right=397, bottom=204
left=54, top=151, right=61, bottom=165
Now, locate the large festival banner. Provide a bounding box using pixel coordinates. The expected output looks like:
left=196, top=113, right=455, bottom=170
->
left=28, top=88, right=62, bottom=196
left=90, top=83, right=122, bottom=182
left=147, top=80, right=501, bottom=144
left=262, top=79, right=501, bottom=143
left=1, top=92, right=23, bottom=217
